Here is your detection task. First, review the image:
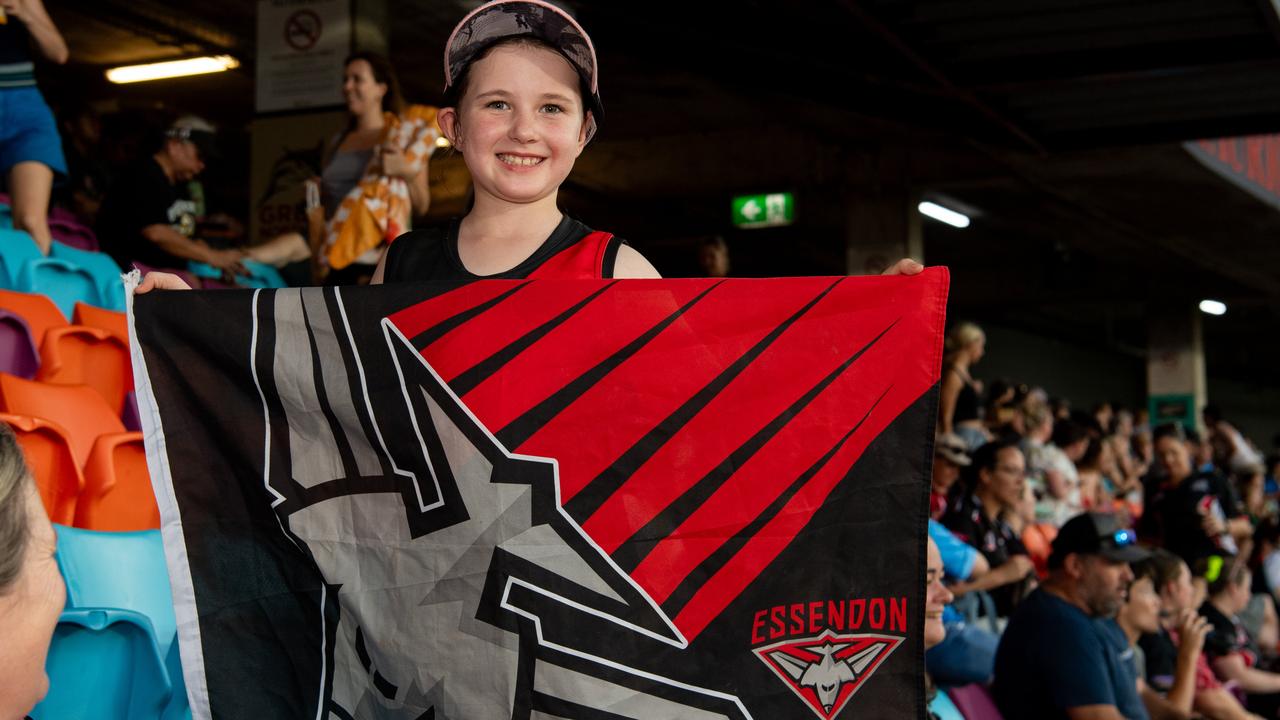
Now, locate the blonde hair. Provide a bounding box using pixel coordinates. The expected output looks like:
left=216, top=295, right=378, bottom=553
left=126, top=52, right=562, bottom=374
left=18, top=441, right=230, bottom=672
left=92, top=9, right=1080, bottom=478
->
left=944, top=322, right=984, bottom=355
left=0, top=423, right=31, bottom=594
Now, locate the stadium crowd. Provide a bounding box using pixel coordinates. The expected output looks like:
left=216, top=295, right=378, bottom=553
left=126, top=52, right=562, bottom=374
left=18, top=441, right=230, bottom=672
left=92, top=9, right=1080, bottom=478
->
left=928, top=322, right=1280, bottom=720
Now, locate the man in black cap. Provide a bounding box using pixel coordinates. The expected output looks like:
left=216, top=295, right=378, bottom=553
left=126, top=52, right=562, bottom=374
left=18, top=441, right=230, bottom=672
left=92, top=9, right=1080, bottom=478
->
left=993, top=512, right=1152, bottom=720
left=96, top=115, right=247, bottom=275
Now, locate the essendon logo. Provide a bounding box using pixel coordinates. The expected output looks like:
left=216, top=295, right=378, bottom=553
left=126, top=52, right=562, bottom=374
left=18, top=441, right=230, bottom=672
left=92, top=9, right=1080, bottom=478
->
left=755, top=630, right=902, bottom=720
left=750, top=597, right=906, bottom=719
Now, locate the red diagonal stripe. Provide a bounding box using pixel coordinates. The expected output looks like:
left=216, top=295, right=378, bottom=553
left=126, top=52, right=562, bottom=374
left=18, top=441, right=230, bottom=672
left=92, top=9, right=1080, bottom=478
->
left=419, top=281, right=611, bottom=382
left=579, top=280, right=901, bottom=555
left=513, top=278, right=828, bottom=502
left=448, top=280, right=715, bottom=433
left=387, top=281, right=522, bottom=341
left=629, top=332, right=899, bottom=603
left=671, top=271, right=947, bottom=641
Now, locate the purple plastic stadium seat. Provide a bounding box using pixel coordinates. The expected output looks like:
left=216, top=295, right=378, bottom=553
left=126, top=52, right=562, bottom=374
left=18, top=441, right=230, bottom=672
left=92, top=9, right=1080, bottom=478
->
left=49, top=219, right=100, bottom=253
left=122, top=391, right=142, bottom=432
left=946, top=684, right=1005, bottom=720
left=0, top=309, right=39, bottom=378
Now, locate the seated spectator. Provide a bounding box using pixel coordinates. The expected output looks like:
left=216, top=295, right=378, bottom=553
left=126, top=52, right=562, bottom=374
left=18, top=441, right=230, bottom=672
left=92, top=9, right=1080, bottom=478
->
left=1144, top=424, right=1251, bottom=562
left=993, top=511, right=1150, bottom=719
left=0, top=422, right=64, bottom=718
left=1116, top=552, right=1207, bottom=719
left=927, top=519, right=998, bottom=686
left=1137, top=550, right=1258, bottom=720
left=931, top=432, right=971, bottom=520
left=1204, top=405, right=1265, bottom=477
left=1024, top=402, right=1086, bottom=526
left=1199, top=554, right=1280, bottom=716
left=925, top=536, right=964, bottom=720
left=96, top=116, right=309, bottom=282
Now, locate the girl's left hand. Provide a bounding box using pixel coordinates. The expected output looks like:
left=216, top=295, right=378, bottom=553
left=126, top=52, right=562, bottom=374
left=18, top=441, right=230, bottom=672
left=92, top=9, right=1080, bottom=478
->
left=881, top=258, right=924, bottom=276
left=380, top=145, right=422, bottom=181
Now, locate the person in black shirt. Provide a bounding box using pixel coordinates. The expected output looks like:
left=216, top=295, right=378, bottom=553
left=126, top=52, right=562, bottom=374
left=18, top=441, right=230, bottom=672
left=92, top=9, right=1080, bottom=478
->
left=1197, top=555, right=1280, bottom=716
left=1144, top=423, right=1250, bottom=564
left=943, top=436, right=1036, bottom=618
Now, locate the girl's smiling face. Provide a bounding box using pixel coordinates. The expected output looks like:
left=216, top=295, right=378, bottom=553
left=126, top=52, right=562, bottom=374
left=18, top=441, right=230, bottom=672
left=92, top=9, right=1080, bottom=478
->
left=441, top=42, right=590, bottom=207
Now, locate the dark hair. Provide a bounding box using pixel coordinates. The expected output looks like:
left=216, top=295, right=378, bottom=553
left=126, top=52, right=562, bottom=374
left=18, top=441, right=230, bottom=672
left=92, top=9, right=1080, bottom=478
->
left=1196, top=554, right=1249, bottom=597
left=1153, top=422, right=1187, bottom=445
left=443, top=36, right=590, bottom=121
left=0, top=422, right=32, bottom=594
left=1203, top=404, right=1223, bottom=425
left=1132, top=548, right=1184, bottom=593
left=1051, top=419, right=1089, bottom=450
left=345, top=51, right=404, bottom=115
left=963, top=436, right=1022, bottom=489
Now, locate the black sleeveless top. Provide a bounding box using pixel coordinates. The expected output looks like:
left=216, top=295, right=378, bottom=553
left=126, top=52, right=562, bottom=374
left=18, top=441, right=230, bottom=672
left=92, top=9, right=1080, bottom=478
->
left=383, top=215, right=623, bottom=282
left=0, top=20, right=35, bottom=88
left=950, top=367, right=981, bottom=423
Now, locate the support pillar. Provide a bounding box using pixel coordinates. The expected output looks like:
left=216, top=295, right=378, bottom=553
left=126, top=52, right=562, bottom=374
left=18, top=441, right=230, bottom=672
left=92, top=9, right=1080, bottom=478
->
left=1146, top=309, right=1207, bottom=432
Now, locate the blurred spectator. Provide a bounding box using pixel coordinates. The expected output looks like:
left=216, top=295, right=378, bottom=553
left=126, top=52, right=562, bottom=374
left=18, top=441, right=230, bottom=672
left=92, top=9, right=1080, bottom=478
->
left=1135, top=550, right=1259, bottom=720
left=1205, top=406, right=1266, bottom=476
left=939, top=322, right=987, bottom=450
left=1197, top=555, right=1280, bottom=716
left=0, top=0, right=67, bottom=255
left=1254, top=518, right=1280, bottom=607
left=53, top=98, right=110, bottom=224
left=1144, top=424, right=1251, bottom=562
left=1025, top=403, right=1086, bottom=527
left=927, top=519, right=998, bottom=686
left=96, top=116, right=309, bottom=281
left=942, top=437, right=1036, bottom=619
left=0, top=421, right=64, bottom=718
left=931, top=432, right=971, bottom=520
left=1117, top=552, right=1207, bottom=718
left=1264, top=454, right=1279, bottom=497
left=925, top=536, right=964, bottom=720
left=993, top=512, right=1150, bottom=719
left=697, top=235, right=730, bottom=277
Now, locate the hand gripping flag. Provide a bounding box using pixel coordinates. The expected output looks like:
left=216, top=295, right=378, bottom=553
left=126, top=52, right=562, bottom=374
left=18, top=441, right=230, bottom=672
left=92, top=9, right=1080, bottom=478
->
left=128, top=271, right=949, bottom=720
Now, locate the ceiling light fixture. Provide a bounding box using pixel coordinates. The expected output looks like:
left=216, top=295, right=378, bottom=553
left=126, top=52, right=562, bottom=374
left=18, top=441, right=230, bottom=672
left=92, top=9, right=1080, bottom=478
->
left=106, top=55, right=240, bottom=84
left=918, top=201, right=970, bottom=228
left=1198, top=299, right=1226, bottom=316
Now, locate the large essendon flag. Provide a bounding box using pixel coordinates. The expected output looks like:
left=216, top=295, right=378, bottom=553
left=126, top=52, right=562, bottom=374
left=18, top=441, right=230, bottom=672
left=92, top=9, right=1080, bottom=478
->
left=128, top=271, right=948, bottom=720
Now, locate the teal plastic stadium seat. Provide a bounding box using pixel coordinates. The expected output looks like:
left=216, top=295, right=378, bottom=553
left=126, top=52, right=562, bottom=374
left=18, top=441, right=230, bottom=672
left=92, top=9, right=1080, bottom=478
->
left=188, top=258, right=286, bottom=288
left=0, top=228, right=42, bottom=288
left=15, top=258, right=100, bottom=319
left=50, top=241, right=125, bottom=311
left=54, top=525, right=189, bottom=719
left=29, top=608, right=172, bottom=720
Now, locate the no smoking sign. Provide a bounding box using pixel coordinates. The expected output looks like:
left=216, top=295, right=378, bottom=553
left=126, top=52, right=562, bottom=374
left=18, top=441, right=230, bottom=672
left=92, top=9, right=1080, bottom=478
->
left=284, top=9, right=322, bottom=52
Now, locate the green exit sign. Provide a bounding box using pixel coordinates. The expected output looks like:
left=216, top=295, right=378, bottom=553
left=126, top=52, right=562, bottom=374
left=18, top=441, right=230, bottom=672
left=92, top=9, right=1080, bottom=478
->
left=731, top=192, right=795, bottom=228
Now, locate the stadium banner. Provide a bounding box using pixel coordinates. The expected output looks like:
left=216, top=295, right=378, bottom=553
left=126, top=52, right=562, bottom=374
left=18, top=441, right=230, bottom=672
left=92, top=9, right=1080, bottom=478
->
left=127, top=271, right=948, bottom=720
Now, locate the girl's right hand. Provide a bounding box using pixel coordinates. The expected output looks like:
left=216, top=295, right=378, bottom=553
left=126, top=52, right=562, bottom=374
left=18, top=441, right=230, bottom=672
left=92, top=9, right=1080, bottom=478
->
left=136, top=272, right=193, bottom=293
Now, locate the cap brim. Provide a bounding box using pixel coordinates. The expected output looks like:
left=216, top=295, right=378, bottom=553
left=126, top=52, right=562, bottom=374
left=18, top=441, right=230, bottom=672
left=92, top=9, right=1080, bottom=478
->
left=1101, top=545, right=1150, bottom=563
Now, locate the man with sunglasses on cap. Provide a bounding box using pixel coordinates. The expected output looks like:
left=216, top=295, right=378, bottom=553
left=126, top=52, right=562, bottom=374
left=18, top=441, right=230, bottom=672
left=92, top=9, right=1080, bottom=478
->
left=97, top=115, right=247, bottom=277
left=993, top=512, right=1152, bottom=719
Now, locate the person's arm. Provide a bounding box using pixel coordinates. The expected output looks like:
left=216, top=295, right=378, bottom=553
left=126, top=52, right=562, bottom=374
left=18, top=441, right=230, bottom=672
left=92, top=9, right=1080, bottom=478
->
left=1065, top=705, right=1128, bottom=719
left=141, top=224, right=245, bottom=274
left=613, top=245, right=661, bottom=279
left=1212, top=653, right=1280, bottom=693
left=1167, top=610, right=1209, bottom=714
left=949, top=554, right=1033, bottom=597
left=1139, top=679, right=1192, bottom=720
left=5, top=0, right=68, bottom=64
left=1193, top=686, right=1264, bottom=720
left=937, top=370, right=961, bottom=434
left=371, top=245, right=389, bottom=285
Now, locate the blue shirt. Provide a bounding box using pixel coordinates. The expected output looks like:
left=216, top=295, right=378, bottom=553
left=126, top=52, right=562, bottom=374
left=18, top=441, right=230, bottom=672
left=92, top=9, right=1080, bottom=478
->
left=929, top=520, right=978, bottom=626
left=993, top=588, right=1149, bottom=720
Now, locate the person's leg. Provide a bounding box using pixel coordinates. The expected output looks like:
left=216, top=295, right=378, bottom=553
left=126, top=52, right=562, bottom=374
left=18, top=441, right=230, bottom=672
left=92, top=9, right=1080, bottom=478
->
left=9, top=161, right=54, bottom=254
left=245, top=231, right=310, bottom=267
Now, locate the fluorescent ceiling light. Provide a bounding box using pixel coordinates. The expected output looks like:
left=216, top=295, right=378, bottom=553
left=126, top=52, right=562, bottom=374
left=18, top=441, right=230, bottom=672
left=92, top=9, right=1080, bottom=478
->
left=1199, top=299, right=1226, bottom=316
left=918, top=201, right=970, bottom=228
left=106, top=56, right=240, bottom=84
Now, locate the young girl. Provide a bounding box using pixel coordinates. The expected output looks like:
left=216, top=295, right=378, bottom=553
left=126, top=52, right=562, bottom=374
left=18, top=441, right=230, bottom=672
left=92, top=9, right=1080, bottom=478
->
left=373, top=0, right=660, bottom=282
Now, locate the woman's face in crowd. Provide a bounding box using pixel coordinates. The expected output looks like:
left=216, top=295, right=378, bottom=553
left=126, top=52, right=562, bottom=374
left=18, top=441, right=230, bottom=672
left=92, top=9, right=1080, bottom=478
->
left=1164, top=562, right=1194, bottom=615
left=1155, top=436, right=1192, bottom=481
left=343, top=59, right=387, bottom=117
left=984, top=446, right=1026, bottom=510
left=931, top=457, right=959, bottom=495
left=1120, top=576, right=1162, bottom=635
left=0, top=483, right=65, bottom=718
left=443, top=43, right=589, bottom=208
left=968, top=335, right=986, bottom=363
left=924, top=539, right=952, bottom=649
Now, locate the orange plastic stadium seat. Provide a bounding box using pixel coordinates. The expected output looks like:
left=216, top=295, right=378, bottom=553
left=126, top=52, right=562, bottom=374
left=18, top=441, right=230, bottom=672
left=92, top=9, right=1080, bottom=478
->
left=0, top=374, right=125, bottom=467
left=0, top=288, right=68, bottom=345
left=37, top=325, right=132, bottom=414
left=72, top=302, right=128, bottom=347
left=1, top=413, right=83, bottom=524
left=74, top=431, right=157, bottom=531
left=1022, top=522, right=1058, bottom=579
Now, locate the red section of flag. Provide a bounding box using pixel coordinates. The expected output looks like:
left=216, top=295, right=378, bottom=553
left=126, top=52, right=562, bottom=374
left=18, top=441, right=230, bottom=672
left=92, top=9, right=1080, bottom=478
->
left=386, top=281, right=522, bottom=341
